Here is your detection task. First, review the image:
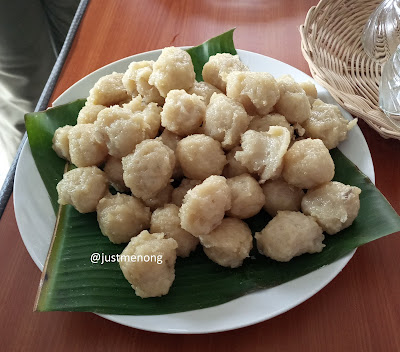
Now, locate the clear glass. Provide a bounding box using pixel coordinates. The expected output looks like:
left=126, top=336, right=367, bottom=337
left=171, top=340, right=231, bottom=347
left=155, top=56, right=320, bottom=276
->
left=379, top=44, right=400, bottom=127
left=362, top=0, right=400, bottom=62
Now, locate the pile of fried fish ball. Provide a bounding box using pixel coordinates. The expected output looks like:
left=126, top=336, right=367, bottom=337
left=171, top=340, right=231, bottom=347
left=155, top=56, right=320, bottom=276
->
left=53, top=47, right=361, bottom=298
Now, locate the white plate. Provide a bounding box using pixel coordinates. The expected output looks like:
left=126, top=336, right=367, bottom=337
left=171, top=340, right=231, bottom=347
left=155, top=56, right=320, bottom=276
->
left=14, top=48, right=375, bottom=334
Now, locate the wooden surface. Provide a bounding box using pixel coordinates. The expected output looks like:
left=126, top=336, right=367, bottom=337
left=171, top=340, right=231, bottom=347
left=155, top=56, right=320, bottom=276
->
left=1, top=0, right=400, bottom=350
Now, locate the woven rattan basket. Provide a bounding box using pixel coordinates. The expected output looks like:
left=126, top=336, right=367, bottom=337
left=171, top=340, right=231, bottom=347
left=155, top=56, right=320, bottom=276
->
left=300, top=0, right=400, bottom=140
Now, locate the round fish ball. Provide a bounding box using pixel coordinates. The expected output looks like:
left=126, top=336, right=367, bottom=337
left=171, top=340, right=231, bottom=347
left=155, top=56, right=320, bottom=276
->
left=204, top=93, right=250, bottom=150
left=226, top=71, right=280, bottom=116
left=171, top=179, right=201, bottom=207
left=188, top=81, right=222, bottom=105
left=275, top=75, right=311, bottom=124
left=52, top=125, right=72, bottom=161
left=56, top=166, right=108, bottom=213
left=180, top=175, right=231, bottom=237
left=141, top=103, right=162, bottom=139
left=103, top=156, right=127, bottom=192
left=119, top=230, right=178, bottom=298
left=142, top=184, right=174, bottom=211
left=122, top=95, right=146, bottom=113
left=161, top=89, right=206, bottom=136
left=151, top=204, right=199, bottom=257
left=149, top=47, right=195, bottom=98
left=97, top=193, right=151, bottom=244
left=199, top=218, right=253, bottom=268
left=299, top=81, right=318, bottom=99
left=96, top=106, right=149, bottom=158
left=122, top=139, right=175, bottom=199
left=222, top=146, right=249, bottom=178
left=282, top=138, right=335, bottom=189
left=262, top=179, right=304, bottom=216
left=176, top=134, right=226, bottom=180
left=248, top=113, right=294, bottom=138
left=68, top=124, right=108, bottom=167
left=105, top=115, right=149, bottom=158
left=303, top=99, right=351, bottom=149
left=122, top=60, right=164, bottom=105
left=122, top=62, right=140, bottom=96
left=87, top=72, right=130, bottom=107
left=77, top=104, right=106, bottom=124
left=227, top=174, right=265, bottom=219
left=301, top=181, right=361, bottom=235
left=202, top=53, right=249, bottom=92
left=235, top=127, right=291, bottom=183
left=299, top=81, right=318, bottom=106
left=255, top=211, right=325, bottom=262
left=95, top=105, right=127, bottom=128
left=158, top=129, right=183, bottom=179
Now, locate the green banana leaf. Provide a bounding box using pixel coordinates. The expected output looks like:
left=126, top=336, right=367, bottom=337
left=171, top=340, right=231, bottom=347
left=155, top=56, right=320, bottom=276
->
left=25, top=30, right=400, bottom=314
left=186, top=28, right=237, bottom=81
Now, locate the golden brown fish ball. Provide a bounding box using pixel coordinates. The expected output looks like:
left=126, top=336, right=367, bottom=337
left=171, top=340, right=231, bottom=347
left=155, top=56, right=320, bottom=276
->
left=176, top=134, right=226, bottom=180
left=202, top=53, right=249, bottom=92
left=95, top=105, right=150, bottom=158
left=226, top=71, right=280, bottom=116
left=247, top=113, right=294, bottom=138
left=95, top=105, right=132, bottom=128
left=119, top=230, right=178, bottom=298
left=158, top=129, right=183, bottom=179
left=199, top=218, right=253, bottom=268
left=104, top=115, right=149, bottom=158
left=77, top=103, right=106, bottom=124
left=151, top=204, right=199, bottom=257
left=303, top=99, right=354, bottom=149
left=103, top=156, right=127, bottom=192
left=68, top=124, right=108, bottom=167
left=227, top=174, right=265, bottom=219
left=261, top=178, right=304, bottom=216
left=171, top=179, right=201, bottom=207
left=187, top=81, right=222, bottom=105
left=142, top=184, right=174, bottom=211
left=87, top=72, right=130, bottom=106
left=56, top=166, right=108, bottom=213
left=122, top=95, right=146, bottom=113
left=301, top=181, right=361, bottom=235
left=282, top=138, right=334, bottom=189
left=161, top=89, right=206, bottom=136
left=255, top=211, right=325, bottom=262
left=179, top=175, right=231, bottom=237
left=97, top=193, right=151, bottom=244
left=141, top=103, right=162, bottom=139
left=299, top=81, right=318, bottom=99
left=204, top=93, right=250, bottom=150
left=122, top=139, right=175, bottom=199
left=235, top=127, right=291, bottom=183
left=149, top=47, right=195, bottom=97
left=122, top=60, right=164, bottom=105
left=275, top=75, right=311, bottom=124
left=52, top=125, right=72, bottom=161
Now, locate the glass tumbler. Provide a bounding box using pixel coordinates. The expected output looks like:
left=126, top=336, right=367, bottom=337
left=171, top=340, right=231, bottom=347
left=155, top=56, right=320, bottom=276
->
left=362, top=0, right=400, bottom=62
left=379, top=44, right=400, bottom=127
